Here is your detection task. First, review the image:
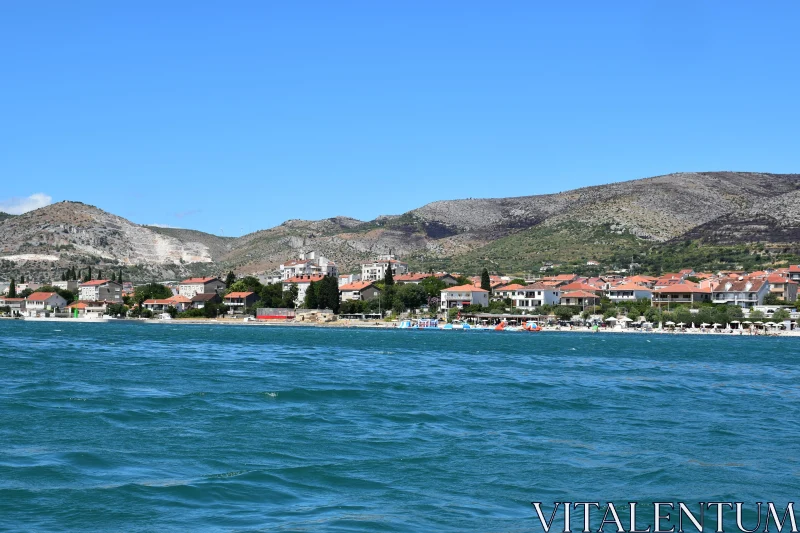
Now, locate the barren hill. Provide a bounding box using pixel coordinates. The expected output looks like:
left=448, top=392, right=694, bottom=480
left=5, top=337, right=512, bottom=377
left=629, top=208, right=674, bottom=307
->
left=1, top=172, right=799, bottom=282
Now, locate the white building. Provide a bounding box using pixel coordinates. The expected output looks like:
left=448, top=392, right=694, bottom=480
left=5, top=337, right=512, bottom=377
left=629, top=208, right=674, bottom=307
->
left=178, top=277, right=227, bottom=299
left=605, top=283, right=653, bottom=304
left=361, top=254, right=409, bottom=282
left=79, top=280, right=123, bottom=302
left=25, top=292, right=68, bottom=316
left=282, top=274, right=325, bottom=306
left=439, top=285, right=490, bottom=310
left=510, top=283, right=561, bottom=309
left=280, top=251, right=338, bottom=280
left=338, top=273, right=362, bottom=286
left=52, top=280, right=80, bottom=292
left=711, top=279, right=770, bottom=308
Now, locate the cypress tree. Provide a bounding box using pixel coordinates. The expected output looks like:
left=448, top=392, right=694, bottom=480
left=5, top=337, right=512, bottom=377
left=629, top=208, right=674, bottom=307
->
left=111, top=272, right=116, bottom=282
left=61, top=272, right=66, bottom=281
left=225, top=271, right=236, bottom=288
left=8, top=278, right=16, bottom=298
left=305, top=281, right=319, bottom=309
left=98, top=270, right=102, bottom=280
left=384, top=265, right=394, bottom=286
left=480, top=268, right=491, bottom=292
left=118, top=270, right=123, bottom=283
left=20, top=274, right=25, bottom=284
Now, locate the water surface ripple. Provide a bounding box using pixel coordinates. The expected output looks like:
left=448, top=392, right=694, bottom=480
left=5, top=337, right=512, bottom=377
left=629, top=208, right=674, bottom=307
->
left=0, top=322, right=798, bottom=531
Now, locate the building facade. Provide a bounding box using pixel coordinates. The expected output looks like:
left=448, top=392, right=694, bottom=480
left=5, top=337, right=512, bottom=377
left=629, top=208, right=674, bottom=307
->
left=79, top=280, right=123, bottom=302
left=178, top=277, right=227, bottom=299
left=361, top=254, right=409, bottom=282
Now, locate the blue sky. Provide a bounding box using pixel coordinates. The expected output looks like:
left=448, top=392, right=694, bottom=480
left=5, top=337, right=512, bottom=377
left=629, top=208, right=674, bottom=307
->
left=1, top=1, right=798, bottom=236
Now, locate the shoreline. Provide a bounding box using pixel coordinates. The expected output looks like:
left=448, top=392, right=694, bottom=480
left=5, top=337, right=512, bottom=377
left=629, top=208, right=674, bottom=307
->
left=17, top=316, right=796, bottom=336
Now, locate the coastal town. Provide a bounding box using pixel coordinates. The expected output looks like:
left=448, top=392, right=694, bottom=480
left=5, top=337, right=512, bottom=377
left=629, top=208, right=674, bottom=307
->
left=1, top=250, right=798, bottom=333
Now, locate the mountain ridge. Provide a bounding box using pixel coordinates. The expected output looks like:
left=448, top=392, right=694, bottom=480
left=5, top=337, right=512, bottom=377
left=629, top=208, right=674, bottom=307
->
left=2, top=171, right=799, bottom=282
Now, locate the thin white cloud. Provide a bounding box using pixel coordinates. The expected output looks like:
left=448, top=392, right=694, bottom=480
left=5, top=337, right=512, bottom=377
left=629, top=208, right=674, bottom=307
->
left=0, top=193, right=53, bottom=214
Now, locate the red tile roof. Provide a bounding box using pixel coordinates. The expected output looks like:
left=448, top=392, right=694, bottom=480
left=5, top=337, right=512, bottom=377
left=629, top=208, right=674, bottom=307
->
left=442, top=284, right=488, bottom=293
left=560, top=282, right=599, bottom=292
left=339, top=281, right=378, bottom=291
left=561, top=291, right=600, bottom=299
left=654, top=283, right=710, bottom=294
left=608, top=283, right=652, bottom=292
left=790, top=265, right=800, bottom=273
left=26, top=292, right=60, bottom=301
left=180, top=277, right=220, bottom=284
left=80, top=279, right=112, bottom=286
left=283, top=275, right=325, bottom=284
left=394, top=273, right=430, bottom=282
left=224, top=292, right=255, bottom=298
left=495, top=284, right=526, bottom=292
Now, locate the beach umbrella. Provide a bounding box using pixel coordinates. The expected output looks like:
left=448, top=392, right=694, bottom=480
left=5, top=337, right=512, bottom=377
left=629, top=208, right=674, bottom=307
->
left=766, top=321, right=776, bottom=327
left=700, top=322, right=710, bottom=327
left=712, top=323, right=721, bottom=328
left=754, top=321, right=764, bottom=325
left=742, top=320, right=752, bottom=324
left=665, top=321, right=675, bottom=325
left=676, top=322, right=686, bottom=326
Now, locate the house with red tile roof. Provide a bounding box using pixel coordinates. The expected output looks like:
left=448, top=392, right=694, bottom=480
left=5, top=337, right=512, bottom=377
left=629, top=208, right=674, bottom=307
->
left=394, top=272, right=430, bottom=285
left=178, top=277, right=226, bottom=299
left=24, top=292, right=68, bottom=316
left=711, top=278, right=770, bottom=308
left=282, top=275, right=325, bottom=306
left=652, top=283, right=712, bottom=308
left=605, top=283, right=652, bottom=304
left=789, top=265, right=800, bottom=282
left=339, top=281, right=381, bottom=302
left=766, top=274, right=797, bottom=303
left=559, top=290, right=601, bottom=307
left=510, top=283, right=561, bottom=309
left=439, top=285, right=489, bottom=310
left=281, top=251, right=338, bottom=280
left=559, top=281, right=601, bottom=293
left=79, top=280, right=122, bottom=302
left=360, top=254, right=408, bottom=282
left=223, top=291, right=258, bottom=313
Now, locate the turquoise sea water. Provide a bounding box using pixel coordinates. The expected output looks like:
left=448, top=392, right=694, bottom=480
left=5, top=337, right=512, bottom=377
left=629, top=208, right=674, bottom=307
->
left=1, top=321, right=799, bottom=532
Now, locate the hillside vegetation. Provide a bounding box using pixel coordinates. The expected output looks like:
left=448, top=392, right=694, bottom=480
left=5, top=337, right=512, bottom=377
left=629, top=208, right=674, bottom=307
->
left=1, top=172, right=799, bottom=281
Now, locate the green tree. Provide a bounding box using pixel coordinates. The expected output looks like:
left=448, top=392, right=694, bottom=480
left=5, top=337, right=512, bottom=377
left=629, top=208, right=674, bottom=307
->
left=20, top=275, right=25, bottom=283
left=396, top=283, right=428, bottom=311
left=480, top=268, right=491, bottom=292
left=509, top=278, right=526, bottom=286
left=772, top=309, right=791, bottom=322
left=98, top=270, right=102, bottom=280
left=555, top=305, right=578, bottom=321
left=61, top=272, right=66, bottom=281
left=420, top=276, right=446, bottom=298
left=228, top=276, right=263, bottom=295
left=764, top=293, right=783, bottom=305
left=749, top=310, right=766, bottom=320
left=8, top=278, right=16, bottom=298
left=165, top=305, right=178, bottom=318
left=225, top=271, right=236, bottom=288
left=283, top=284, right=299, bottom=308
left=111, top=272, right=116, bottom=282
left=134, top=283, right=172, bottom=302
left=304, top=281, right=319, bottom=309
left=118, top=269, right=124, bottom=283
left=384, top=266, right=394, bottom=286
left=106, top=303, right=129, bottom=317
left=83, top=267, right=92, bottom=282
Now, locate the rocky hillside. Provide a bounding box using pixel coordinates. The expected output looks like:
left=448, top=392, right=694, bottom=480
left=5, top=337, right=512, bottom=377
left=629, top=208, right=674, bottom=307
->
left=1, top=172, right=799, bottom=282
left=0, top=202, right=217, bottom=281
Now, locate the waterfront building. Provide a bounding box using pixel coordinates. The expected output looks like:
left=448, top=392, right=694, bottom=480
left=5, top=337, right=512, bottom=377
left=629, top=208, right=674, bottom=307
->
left=178, top=277, right=226, bottom=299
left=79, top=280, right=122, bottom=302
